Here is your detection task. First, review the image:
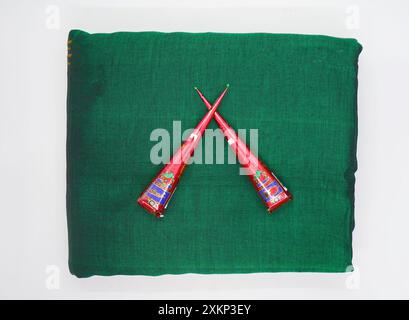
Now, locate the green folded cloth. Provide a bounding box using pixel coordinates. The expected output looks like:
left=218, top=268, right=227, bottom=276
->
left=67, top=30, right=362, bottom=277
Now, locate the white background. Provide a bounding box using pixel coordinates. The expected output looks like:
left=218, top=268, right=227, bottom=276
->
left=1, top=0, right=408, bottom=299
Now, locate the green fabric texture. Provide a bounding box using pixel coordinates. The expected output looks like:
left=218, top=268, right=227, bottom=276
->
left=67, top=30, right=362, bottom=277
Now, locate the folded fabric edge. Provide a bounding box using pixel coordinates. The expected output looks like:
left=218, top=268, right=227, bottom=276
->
left=69, top=262, right=355, bottom=278
left=67, top=29, right=362, bottom=52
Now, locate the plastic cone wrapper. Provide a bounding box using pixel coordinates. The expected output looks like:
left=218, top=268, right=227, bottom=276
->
left=195, top=87, right=292, bottom=213
left=138, top=86, right=229, bottom=217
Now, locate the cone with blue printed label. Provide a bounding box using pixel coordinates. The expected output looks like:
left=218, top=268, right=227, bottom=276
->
left=137, top=85, right=229, bottom=217
left=195, top=87, right=292, bottom=213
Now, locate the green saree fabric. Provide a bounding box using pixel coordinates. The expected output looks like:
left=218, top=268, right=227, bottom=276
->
left=66, top=30, right=362, bottom=277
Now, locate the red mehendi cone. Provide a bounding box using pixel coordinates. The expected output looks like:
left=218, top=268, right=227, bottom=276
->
left=137, top=85, right=229, bottom=217
left=195, top=87, right=292, bottom=213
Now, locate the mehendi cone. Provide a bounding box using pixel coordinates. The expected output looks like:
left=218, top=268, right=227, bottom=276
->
left=195, top=87, right=292, bottom=213
left=137, top=85, right=229, bottom=217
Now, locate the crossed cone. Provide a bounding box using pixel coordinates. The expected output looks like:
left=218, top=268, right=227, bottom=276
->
left=137, top=85, right=292, bottom=218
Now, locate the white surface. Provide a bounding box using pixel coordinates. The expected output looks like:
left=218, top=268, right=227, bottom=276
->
left=1, top=0, right=409, bottom=299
